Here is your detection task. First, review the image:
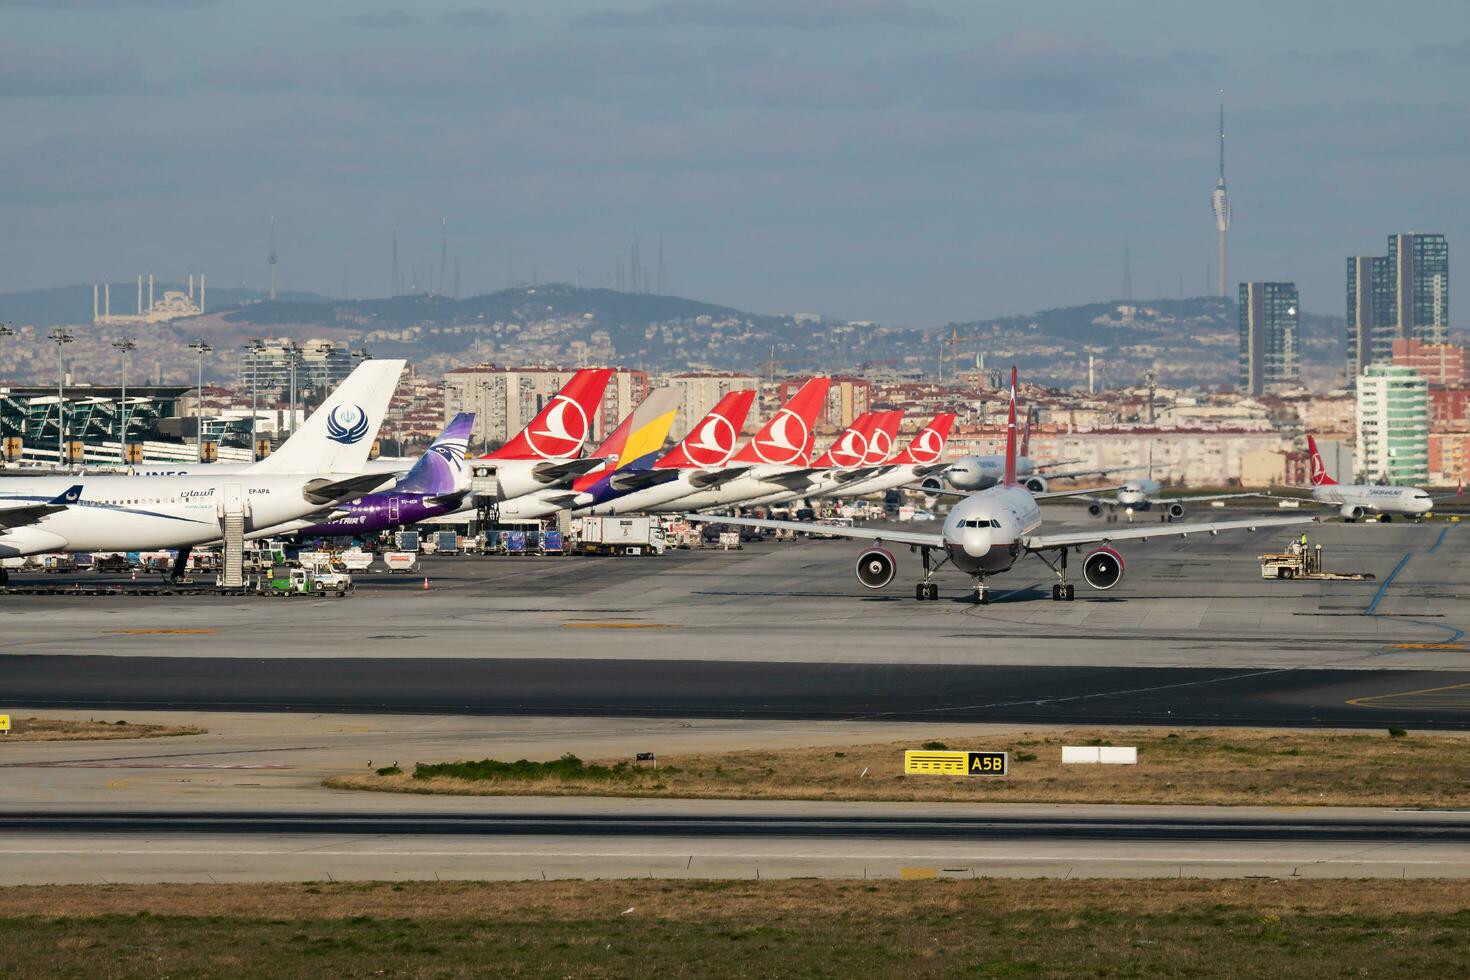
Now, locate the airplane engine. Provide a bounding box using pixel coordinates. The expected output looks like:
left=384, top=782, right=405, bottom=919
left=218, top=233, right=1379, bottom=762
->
left=854, top=548, right=897, bottom=589
left=1082, top=547, right=1125, bottom=590
left=1023, top=475, right=1048, bottom=494
left=1167, top=502, right=1185, bottom=520
left=1340, top=504, right=1364, bottom=522
left=919, top=476, right=946, bottom=496
left=1087, top=501, right=1103, bottom=517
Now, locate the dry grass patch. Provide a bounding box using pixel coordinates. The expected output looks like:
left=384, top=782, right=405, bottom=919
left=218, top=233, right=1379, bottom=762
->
left=0, top=717, right=204, bottom=742
left=326, top=728, right=1470, bottom=808
left=1, top=880, right=1468, bottom=979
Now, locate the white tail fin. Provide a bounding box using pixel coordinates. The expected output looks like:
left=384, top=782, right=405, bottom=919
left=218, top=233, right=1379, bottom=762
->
left=246, top=359, right=406, bottom=476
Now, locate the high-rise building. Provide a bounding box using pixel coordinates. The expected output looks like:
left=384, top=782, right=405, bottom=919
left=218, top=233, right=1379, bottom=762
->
left=1237, top=282, right=1299, bottom=395
left=240, top=339, right=353, bottom=404
left=1356, top=364, right=1429, bottom=485
left=1345, top=255, right=1392, bottom=377
left=1391, top=338, right=1470, bottom=388
left=1389, top=232, right=1449, bottom=345
left=660, top=373, right=760, bottom=442
left=1346, top=233, right=1450, bottom=377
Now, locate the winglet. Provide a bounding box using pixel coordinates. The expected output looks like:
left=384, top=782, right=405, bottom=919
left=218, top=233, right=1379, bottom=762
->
left=1306, top=434, right=1337, bottom=487
left=1002, top=367, right=1019, bottom=487
left=50, top=484, right=83, bottom=506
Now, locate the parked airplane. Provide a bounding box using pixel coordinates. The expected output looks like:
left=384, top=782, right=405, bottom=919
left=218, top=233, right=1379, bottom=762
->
left=489, top=388, right=683, bottom=521
left=644, top=377, right=833, bottom=512
left=729, top=410, right=903, bottom=507
left=1282, top=435, right=1450, bottom=522
left=0, top=359, right=406, bottom=583
left=467, top=368, right=613, bottom=502
left=937, top=411, right=1139, bottom=494
left=687, top=368, right=1315, bottom=604
left=265, top=413, right=475, bottom=540
left=577, top=389, right=759, bottom=516
left=816, top=413, right=958, bottom=500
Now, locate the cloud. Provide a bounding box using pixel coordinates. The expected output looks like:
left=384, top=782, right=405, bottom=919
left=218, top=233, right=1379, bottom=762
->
left=346, top=9, right=422, bottom=29
left=573, top=0, right=953, bottom=31
left=0, top=40, right=143, bottom=95
left=442, top=7, right=506, bottom=29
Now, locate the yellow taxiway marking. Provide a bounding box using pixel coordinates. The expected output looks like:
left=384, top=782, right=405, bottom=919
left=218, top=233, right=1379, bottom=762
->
left=1390, top=643, right=1464, bottom=650
left=560, top=623, right=678, bottom=630
left=106, top=629, right=216, bottom=635
left=1348, top=681, right=1470, bottom=709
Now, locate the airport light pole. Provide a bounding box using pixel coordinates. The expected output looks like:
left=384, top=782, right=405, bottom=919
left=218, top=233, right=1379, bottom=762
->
left=0, top=324, right=11, bottom=464
left=285, top=341, right=302, bottom=438
left=188, top=340, right=213, bottom=463
left=111, top=336, right=136, bottom=466
left=244, top=339, right=264, bottom=461
left=48, top=328, right=74, bottom=468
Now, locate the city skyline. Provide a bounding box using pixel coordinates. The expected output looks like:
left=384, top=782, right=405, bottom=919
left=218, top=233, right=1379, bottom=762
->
left=2, top=1, right=1469, bottom=327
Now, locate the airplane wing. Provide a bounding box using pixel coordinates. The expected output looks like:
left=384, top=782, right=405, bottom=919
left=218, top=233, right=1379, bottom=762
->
left=904, top=484, right=1121, bottom=501
left=302, top=473, right=398, bottom=505
left=1038, top=464, right=1149, bottom=482
left=1022, top=514, right=1317, bottom=551
left=1151, top=492, right=1273, bottom=504
left=683, top=513, right=945, bottom=548
left=1431, top=481, right=1463, bottom=502
left=0, top=484, right=83, bottom=530
left=689, top=466, right=753, bottom=489
left=1033, top=485, right=1122, bottom=501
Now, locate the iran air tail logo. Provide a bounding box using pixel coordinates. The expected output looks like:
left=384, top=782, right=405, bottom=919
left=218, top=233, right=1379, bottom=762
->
left=908, top=427, right=944, bottom=464
left=326, top=404, right=370, bottom=445
left=682, top=414, right=738, bottom=467
left=525, top=395, right=590, bottom=460
left=752, top=408, right=808, bottom=465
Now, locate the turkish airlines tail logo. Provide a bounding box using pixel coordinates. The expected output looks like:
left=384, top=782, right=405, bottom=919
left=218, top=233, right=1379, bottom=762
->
left=1306, top=434, right=1336, bottom=486
left=482, top=368, right=613, bottom=461
left=733, top=377, right=831, bottom=465
left=898, top=413, right=955, bottom=465
left=864, top=411, right=901, bottom=464
left=656, top=389, right=756, bottom=469
left=818, top=414, right=874, bottom=467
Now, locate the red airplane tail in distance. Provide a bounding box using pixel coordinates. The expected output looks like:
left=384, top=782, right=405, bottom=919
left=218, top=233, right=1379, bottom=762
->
left=892, top=412, right=956, bottom=465
left=481, top=368, right=613, bottom=461
left=1002, top=366, right=1020, bottom=487
left=1306, top=434, right=1338, bottom=487
left=813, top=412, right=883, bottom=467
left=731, top=377, right=832, bottom=466
left=654, top=389, right=757, bottom=470
left=1019, top=407, right=1032, bottom=458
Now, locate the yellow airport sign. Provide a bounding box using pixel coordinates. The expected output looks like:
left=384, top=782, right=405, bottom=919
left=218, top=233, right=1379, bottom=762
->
left=0, top=715, right=9, bottom=735
left=904, top=750, right=1008, bottom=777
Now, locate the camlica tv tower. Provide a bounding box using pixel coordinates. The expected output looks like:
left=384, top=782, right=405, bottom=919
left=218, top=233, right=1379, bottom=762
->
left=1211, top=98, right=1231, bottom=298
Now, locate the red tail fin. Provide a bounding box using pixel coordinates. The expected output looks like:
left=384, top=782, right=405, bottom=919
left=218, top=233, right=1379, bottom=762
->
left=814, top=412, right=879, bottom=467
left=731, top=377, right=831, bottom=466
left=1306, top=434, right=1337, bottom=487
left=481, top=368, right=612, bottom=461
left=894, top=412, right=955, bottom=465
left=864, top=410, right=903, bottom=464
left=1003, top=366, right=1019, bottom=487
left=655, top=389, right=756, bottom=469
left=1019, top=407, right=1032, bottom=458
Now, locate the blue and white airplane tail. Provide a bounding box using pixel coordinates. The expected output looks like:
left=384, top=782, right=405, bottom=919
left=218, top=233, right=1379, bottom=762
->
left=395, top=413, right=475, bottom=495
left=246, top=358, right=406, bottom=477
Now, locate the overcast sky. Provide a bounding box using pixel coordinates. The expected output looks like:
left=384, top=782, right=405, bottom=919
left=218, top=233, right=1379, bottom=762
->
left=2, top=0, right=1468, bottom=325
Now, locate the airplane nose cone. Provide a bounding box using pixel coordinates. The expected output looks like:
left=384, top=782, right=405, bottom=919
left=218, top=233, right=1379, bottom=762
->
left=961, top=528, right=991, bottom=558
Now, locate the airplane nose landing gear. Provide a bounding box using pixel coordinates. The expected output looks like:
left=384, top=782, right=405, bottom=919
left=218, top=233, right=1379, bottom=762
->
left=972, top=579, right=990, bottom=604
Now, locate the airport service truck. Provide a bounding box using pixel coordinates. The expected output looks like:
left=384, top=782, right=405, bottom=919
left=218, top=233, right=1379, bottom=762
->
left=575, top=517, right=667, bottom=557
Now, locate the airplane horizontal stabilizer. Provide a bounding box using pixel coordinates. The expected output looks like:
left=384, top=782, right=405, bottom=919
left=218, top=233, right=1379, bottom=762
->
left=0, top=484, right=83, bottom=530
left=302, top=473, right=397, bottom=505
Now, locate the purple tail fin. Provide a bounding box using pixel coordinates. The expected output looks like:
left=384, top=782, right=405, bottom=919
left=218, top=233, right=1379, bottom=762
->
left=395, top=413, right=474, bottom=494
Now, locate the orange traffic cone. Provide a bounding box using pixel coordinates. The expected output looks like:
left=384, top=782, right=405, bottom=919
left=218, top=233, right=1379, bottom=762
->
left=422, top=576, right=430, bottom=591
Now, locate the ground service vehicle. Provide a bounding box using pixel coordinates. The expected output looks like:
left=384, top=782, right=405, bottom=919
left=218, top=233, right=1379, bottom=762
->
left=577, top=516, right=667, bottom=556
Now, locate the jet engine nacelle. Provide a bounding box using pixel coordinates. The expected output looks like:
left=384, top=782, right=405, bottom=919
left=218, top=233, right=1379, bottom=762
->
left=1167, top=502, right=1185, bottom=520
left=854, top=548, right=896, bottom=589
left=1082, top=546, right=1125, bottom=590
left=1340, top=503, right=1364, bottom=521
left=919, top=476, right=946, bottom=496
left=1087, top=501, right=1103, bottom=517
left=1022, top=475, right=1048, bottom=494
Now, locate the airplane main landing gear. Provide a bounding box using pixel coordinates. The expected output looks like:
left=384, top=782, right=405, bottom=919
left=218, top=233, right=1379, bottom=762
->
left=913, top=547, right=944, bottom=601
left=1037, top=547, right=1076, bottom=601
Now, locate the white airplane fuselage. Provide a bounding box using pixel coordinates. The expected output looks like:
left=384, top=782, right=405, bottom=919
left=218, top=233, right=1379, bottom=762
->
left=646, top=465, right=803, bottom=512
left=0, top=473, right=341, bottom=557
left=1312, top=484, right=1432, bottom=518
left=944, top=455, right=1038, bottom=491
left=938, top=485, right=1042, bottom=576
left=579, top=470, right=713, bottom=516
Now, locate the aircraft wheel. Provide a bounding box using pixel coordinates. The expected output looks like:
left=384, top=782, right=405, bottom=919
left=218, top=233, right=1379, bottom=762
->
left=1380, top=514, right=1393, bottom=524
left=915, top=584, right=926, bottom=601
left=1064, top=584, right=1075, bottom=601
left=1051, top=584, right=1062, bottom=601
left=0, top=569, right=8, bottom=587
left=926, top=583, right=939, bottom=601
